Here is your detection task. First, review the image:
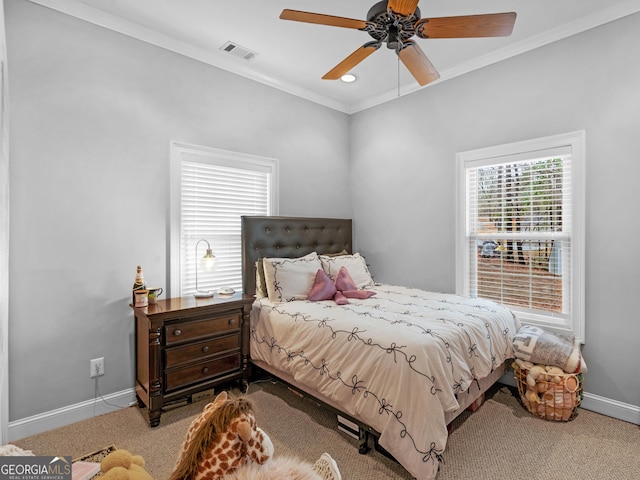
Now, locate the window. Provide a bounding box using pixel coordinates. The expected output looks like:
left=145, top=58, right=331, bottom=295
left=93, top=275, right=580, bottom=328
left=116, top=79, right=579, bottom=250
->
left=456, top=131, right=585, bottom=341
left=170, top=142, right=278, bottom=297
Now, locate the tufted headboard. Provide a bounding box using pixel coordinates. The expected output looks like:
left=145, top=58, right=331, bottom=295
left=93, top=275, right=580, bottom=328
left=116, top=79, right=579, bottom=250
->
left=241, top=216, right=353, bottom=296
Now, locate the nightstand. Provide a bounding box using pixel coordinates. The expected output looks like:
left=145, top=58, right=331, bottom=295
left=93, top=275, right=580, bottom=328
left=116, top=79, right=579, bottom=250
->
left=131, top=293, right=254, bottom=426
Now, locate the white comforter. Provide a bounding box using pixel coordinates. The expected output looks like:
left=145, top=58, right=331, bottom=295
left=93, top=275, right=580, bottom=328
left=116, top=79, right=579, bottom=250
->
left=250, top=285, right=519, bottom=479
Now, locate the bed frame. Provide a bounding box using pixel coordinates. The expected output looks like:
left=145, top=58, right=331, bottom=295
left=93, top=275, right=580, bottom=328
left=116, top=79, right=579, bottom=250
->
left=240, top=215, right=504, bottom=455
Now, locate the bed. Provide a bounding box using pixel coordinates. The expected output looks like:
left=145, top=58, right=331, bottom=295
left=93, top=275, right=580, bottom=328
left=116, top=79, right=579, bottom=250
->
left=241, top=216, right=519, bottom=480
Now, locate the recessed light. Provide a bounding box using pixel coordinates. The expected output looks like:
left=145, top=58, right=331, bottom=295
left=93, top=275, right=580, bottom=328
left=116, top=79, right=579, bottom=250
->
left=341, top=74, right=357, bottom=83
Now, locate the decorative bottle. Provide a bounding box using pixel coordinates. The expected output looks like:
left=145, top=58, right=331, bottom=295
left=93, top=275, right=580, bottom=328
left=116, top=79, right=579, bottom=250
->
left=132, top=265, right=146, bottom=305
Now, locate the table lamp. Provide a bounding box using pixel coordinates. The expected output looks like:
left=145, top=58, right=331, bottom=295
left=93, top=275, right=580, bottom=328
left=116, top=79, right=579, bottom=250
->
left=194, top=239, right=216, bottom=298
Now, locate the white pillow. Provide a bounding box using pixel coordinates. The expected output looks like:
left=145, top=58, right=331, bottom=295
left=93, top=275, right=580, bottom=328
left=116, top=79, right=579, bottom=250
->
left=320, top=253, right=374, bottom=289
left=263, top=252, right=322, bottom=302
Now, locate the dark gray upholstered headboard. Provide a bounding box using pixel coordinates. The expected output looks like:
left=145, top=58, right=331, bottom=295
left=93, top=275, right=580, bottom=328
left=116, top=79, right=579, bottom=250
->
left=241, top=216, right=353, bottom=296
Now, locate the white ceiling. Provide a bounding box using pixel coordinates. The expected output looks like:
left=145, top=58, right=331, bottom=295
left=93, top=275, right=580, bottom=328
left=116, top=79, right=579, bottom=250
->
left=29, top=0, right=640, bottom=113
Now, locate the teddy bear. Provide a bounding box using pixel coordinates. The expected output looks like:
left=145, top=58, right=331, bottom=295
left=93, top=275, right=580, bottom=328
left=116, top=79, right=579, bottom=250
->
left=98, top=449, right=152, bottom=480
left=170, top=391, right=341, bottom=480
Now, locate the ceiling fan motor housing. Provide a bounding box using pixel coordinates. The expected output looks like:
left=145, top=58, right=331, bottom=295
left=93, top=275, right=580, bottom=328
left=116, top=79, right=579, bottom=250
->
left=366, top=0, right=420, bottom=49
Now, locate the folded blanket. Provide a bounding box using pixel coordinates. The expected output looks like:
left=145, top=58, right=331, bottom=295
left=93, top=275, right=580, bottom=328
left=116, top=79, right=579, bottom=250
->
left=512, top=325, right=586, bottom=373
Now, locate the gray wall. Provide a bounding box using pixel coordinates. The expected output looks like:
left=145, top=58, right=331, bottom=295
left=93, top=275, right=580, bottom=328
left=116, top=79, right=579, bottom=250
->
left=5, top=0, right=351, bottom=421
left=350, top=14, right=640, bottom=408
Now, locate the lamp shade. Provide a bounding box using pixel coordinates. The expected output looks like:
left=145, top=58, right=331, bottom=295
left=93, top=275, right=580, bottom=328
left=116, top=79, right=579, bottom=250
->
left=195, top=239, right=216, bottom=297
left=201, top=246, right=216, bottom=271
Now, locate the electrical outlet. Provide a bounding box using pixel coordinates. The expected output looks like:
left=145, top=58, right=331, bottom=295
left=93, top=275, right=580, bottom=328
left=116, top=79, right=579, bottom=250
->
left=90, top=357, right=105, bottom=378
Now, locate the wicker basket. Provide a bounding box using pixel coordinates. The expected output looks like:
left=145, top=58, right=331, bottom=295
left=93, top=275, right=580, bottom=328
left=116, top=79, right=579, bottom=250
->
left=513, top=362, right=583, bottom=422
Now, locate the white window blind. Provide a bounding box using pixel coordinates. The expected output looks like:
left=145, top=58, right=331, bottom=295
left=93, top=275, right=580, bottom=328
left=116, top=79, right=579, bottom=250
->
left=456, top=132, right=585, bottom=341
left=170, top=143, right=278, bottom=297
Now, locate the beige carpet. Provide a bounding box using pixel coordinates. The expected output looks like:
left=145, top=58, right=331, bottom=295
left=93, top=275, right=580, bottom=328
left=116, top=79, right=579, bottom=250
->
left=12, top=380, right=640, bottom=480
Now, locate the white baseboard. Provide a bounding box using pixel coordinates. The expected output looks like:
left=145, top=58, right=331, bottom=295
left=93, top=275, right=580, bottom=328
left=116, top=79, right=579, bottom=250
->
left=580, top=392, right=640, bottom=425
left=499, top=373, right=639, bottom=425
left=7, top=378, right=639, bottom=443
left=8, top=388, right=137, bottom=442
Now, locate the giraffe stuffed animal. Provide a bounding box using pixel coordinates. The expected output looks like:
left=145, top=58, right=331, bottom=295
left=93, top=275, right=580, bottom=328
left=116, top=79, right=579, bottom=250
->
left=170, top=391, right=335, bottom=480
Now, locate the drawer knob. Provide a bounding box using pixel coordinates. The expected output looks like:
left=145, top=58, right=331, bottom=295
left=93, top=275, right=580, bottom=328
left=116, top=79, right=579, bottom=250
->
left=173, top=329, right=182, bottom=337
left=228, top=318, right=235, bottom=325
left=202, top=367, right=209, bottom=375
left=202, top=346, right=210, bottom=353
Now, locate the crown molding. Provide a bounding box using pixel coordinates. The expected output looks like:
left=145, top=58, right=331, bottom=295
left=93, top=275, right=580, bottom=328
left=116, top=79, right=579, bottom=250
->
left=26, top=0, right=351, bottom=113
left=27, top=0, right=640, bottom=114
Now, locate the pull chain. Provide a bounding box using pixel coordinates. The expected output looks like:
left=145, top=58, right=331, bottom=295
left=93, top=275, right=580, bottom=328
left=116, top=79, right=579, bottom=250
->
left=397, top=56, right=400, bottom=97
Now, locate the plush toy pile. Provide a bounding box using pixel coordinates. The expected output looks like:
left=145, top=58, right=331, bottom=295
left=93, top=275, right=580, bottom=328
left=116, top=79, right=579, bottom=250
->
left=98, top=449, right=153, bottom=480
left=512, top=358, right=582, bottom=421
left=512, top=325, right=586, bottom=421
left=170, top=391, right=341, bottom=480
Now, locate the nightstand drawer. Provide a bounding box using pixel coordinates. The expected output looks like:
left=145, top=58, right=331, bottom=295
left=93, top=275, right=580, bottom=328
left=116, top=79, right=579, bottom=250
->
left=165, top=353, right=240, bottom=391
left=165, top=313, right=240, bottom=345
left=165, top=334, right=240, bottom=367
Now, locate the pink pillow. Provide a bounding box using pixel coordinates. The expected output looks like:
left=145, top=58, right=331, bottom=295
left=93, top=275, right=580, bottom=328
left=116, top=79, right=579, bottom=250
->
left=307, top=269, right=337, bottom=301
left=335, top=267, right=376, bottom=300
left=342, top=289, right=376, bottom=299
left=334, top=291, right=349, bottom=305
left=334, top=266, right=358, bottom=291
left=308, top=266, right=376, bottom=304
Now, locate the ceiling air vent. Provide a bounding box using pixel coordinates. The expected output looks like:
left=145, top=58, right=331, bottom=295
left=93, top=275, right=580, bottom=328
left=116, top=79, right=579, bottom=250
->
left=220, top=41, right=258, bottom=61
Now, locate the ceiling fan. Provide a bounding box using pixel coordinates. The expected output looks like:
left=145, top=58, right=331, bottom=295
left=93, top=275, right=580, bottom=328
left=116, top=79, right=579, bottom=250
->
left=280, top=0, right=517, bottom=86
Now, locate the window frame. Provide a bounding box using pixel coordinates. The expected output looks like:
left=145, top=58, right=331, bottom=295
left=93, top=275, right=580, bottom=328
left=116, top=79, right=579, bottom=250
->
left=455, top=131, right=585, bottom=342
left=169, top=141, right=279, bottom=298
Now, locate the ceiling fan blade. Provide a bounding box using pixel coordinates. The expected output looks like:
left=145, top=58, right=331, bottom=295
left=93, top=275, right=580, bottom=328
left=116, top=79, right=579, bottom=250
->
left=387, top=0, right=421, bottom=17
left=398, top=42, right=440, bottom=86
left=280, top=9, right=367, bottom=30
left=415, top=12, right=517, bottom=39
left=322, top=43, right=380, bottom=80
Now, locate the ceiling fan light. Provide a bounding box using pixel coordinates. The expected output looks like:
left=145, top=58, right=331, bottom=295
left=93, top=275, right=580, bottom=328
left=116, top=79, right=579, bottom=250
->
left=341, top=74, right=357, bottom=83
